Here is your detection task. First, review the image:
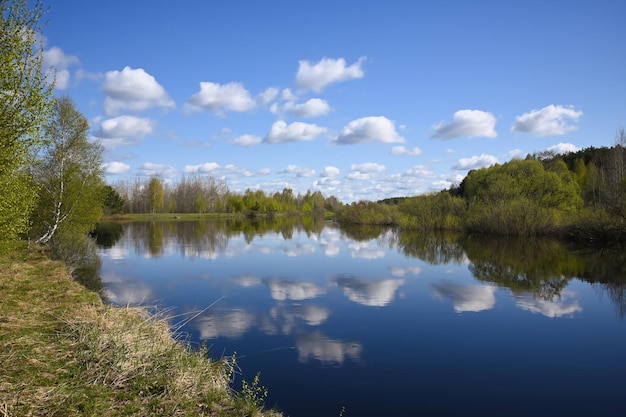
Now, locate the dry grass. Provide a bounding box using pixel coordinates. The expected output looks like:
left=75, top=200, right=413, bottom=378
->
left=0, top=248, right=282, bottom=417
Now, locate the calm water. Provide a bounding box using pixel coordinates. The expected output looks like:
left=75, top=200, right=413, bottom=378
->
left=95, top=219, right=626, bottom=417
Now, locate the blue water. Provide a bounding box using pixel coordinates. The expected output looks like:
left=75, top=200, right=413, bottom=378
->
left=97, top=221, right=626, bottom=416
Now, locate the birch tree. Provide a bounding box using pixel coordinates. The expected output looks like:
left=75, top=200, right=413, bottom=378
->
left=30, top=96, right=104, bottom=244
left=0, top=0, right=53, bottom=251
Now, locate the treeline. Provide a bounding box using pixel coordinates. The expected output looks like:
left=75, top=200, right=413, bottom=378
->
left=337, top=139, right=626, bottom=242
left=110, top=176, right=343, bottom=217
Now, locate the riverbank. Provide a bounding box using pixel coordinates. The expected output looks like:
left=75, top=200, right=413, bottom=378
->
left=0, top=247, right=282, bottom=416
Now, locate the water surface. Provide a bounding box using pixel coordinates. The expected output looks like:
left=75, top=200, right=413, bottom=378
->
left=96, top=219, right=626, bottom=416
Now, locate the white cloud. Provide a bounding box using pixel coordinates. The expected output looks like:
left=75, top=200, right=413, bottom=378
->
left=453, top=154, right=499, bottom=171
left=102, top=67, right=174, bottom=115
left=507, top=148, right=524, bottom=158
left=94, top=115, right=155, bottom=139
left=511, top=104, right=583, bottom=136
left=320, top=166, right=340, bottom=177
left=431, top=109, right=497, bottom=139
left=185, top=81, right=256, bottom=114
left=138, top=162, right=177, bottom=178
left=390, top=145, right=422, bottom=156
left=184, top=162, right=220, bottom=174
left=257, top=87, right=279, bottom=105
left=350, top=162, right=385, bottom=173
left=334, top=116, right=405, bottom=145
left=264, top=120, right=328, bottom=144
left=295, top=56, right=366, bottom=92
left=92, top=115, right=155, bottom=150
left=44, top=46, right=79, bottom=89
left=231, top=134, right=263, bottom=147
left=102, top=161, right=130, bottom=175
left=403, top=165, right=436, bottom=178
left=546, top=142, right=580, bottom=154
left=280, top=165, right=316, bottom=177
left=291, top=98, right=332, bottom=118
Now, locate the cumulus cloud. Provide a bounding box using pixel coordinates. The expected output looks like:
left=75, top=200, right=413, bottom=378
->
left=350, top=162, right=385, bottom=173
left=453, top=154, right=498, bottom=171
left=138, top=162, right=177, bottom=178
left=334, top=116, right=405, bottom=145
left=320, top=166, right=340, bottom=177
left=44, top=46, right=79, bottom=89
left=264, top=120, right=328, bottom=144
left=257, top=87, right=280, bottom=105
left=184, top=162, right=220, bottom=174
left=390, top=145, right=422, bottom=156
left=231, top=134, right=263, bottom=147
left=291, top=98, right=332, bottom=118
left=511, top=104, right=583, bottom=136
left=102, top=161, right=130, bottom=175
left=280, top=165, right=316, bottom=177
left=295, top=56, right=366, bottom=92
left=431, top=109, right=497, bottom=139
left=102, top=66, right=174, bottom=115
left=92, top=115, right=155, bottom=150
left=403, top=165, right=436, bottom=178
left=185, top=81, right=256, bottom=114
left=546, top=142, right=580, bottom=154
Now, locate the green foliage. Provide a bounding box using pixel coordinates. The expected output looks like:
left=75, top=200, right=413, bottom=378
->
left=460, top=159, right=583, bottom=235
left=102, top=185, right=124, bottom=215
left=29, top=97, right=104, bottom=245
left=336, top=200, right=398, bottom=225
left=0, top=0, right=53, bottom=251
left=397, top=192, right=465, bottom=230
left=147, top=176, right=164, bottom=213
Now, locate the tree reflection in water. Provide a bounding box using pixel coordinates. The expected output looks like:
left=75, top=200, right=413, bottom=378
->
left=95, top=219, right=626, bottom=319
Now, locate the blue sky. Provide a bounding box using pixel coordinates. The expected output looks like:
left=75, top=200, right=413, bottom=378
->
left=42, top=0, right=626, bottom=202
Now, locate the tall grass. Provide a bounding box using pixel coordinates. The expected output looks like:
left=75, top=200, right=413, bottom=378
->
left=0, top=248, right=282, bottom=417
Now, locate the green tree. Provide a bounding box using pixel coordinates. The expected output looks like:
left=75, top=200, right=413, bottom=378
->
left=30, top=96, right=104, bottom=245
left=147, top=176, right=164, bottom=213
left=102, top=185, right=124, bottom=215
left=0, top=0, right=53, bottom=251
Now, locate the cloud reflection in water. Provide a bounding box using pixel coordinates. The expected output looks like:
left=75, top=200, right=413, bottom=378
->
left=514, top=291, right=582, bottom=318
left=264, top=277, right=326, bottom=300
left=195, top=309, right=255, bottom=339
left=431, top=282, right=497, bottom=312
left=330, top=274, right=405, bottom=306
left=295, top=331, right=363, bottom=365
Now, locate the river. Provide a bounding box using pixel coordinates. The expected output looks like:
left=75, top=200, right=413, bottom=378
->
left=95, top=218, right=626, bottom=416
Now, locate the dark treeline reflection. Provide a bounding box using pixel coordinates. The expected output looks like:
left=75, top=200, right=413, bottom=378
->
left=94, top=219, right=626, bottom=319
left=397, top=229, right=626, bottom=319
left=93, top=216, right=329, bottom=257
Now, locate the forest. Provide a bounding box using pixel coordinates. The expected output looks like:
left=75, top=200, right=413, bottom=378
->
left=337, top=136, right=626, bottom=242
left=3, top=0, right=626, bottom=262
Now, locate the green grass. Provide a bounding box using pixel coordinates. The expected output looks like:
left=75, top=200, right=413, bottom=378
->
left=0, top=247, right=282, bottom=417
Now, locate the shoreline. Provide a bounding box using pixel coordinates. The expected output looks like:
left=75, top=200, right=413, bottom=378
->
left=0, top=247, right=282, bottom=416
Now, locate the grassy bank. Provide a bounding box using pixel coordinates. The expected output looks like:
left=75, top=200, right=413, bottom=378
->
left=0, top=248, right=282, bottom=417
